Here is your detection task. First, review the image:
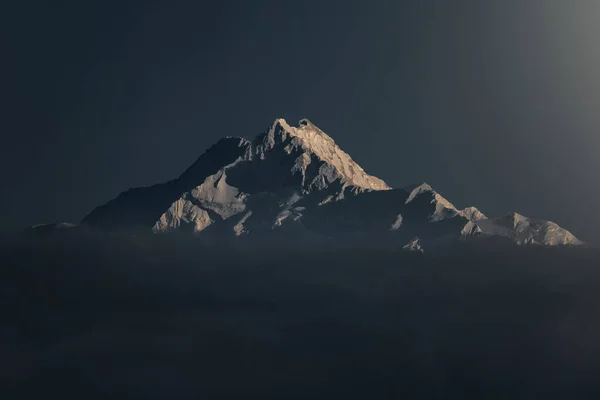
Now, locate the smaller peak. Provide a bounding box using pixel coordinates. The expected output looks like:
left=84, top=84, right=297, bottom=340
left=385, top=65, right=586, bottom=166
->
left=404, top=182, right=434, bottom=193
left=460, top=206, right=487, bottom=221
left=404, top=182, right=435, bottom=203
left=500, top=212, right=530, bottom=230
left=255, top=118, right=295, bottom=151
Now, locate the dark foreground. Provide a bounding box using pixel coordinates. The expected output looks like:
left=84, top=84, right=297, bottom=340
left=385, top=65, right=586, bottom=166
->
left=2, top=233, right=600, bottom=399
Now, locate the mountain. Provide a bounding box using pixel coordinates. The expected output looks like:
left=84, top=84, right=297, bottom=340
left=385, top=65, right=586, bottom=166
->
left=79, top=118, right=583, bottom=250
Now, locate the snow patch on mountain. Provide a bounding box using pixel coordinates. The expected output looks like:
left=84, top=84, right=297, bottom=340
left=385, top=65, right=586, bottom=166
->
left=403, top=237, right=424, bottom=253
left=154, top=160, right=249, bottom=233
left=188, top=169, right=248, bottom=219
left=390, top=214, right=403, bottom=231
left=153, top=198, right=214, bottom=233
left=273, top=206, right=305, bottom=229
left=233, top=211, right=253, bottom=236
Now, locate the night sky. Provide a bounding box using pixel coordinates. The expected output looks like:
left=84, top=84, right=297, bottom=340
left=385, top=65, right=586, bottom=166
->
left=3, top=1, right=600, bottom=243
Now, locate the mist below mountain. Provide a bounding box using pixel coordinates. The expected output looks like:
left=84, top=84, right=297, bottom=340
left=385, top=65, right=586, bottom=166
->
left=3, top=233, right=600, bottom=399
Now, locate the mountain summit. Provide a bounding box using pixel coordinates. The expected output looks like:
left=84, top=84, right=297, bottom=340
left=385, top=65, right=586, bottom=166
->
left=255, top=118, right=390, bottom=192
left=79, top=118, right=583, bottom=250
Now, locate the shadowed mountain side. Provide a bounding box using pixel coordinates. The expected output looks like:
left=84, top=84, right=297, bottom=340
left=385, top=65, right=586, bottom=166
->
left=301, top=188, right=473, bottom=246
left=301, top=189, right=411, bottom=234
left=81, top=137, right=250, bottom=230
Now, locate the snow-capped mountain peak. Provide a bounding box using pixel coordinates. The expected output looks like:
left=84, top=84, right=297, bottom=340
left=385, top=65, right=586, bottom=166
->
left=79, top=117, right=584, bottom=248
left=257, top=118, right=390, bottom=192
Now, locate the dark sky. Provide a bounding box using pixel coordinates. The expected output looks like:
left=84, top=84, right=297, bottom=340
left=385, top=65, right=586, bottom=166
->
left=2, top=1, right=600, bottom=243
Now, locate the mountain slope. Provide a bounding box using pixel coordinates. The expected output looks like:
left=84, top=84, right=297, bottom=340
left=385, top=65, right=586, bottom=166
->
left=82, top=137, right=250, bottom=230
left=150, top=118, right=391, bottom=236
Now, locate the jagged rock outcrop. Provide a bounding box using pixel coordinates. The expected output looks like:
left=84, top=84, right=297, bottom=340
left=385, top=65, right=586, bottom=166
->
left=475, top=212, right=583, bottom=246
left=403, top=237, right=424, bottom=253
